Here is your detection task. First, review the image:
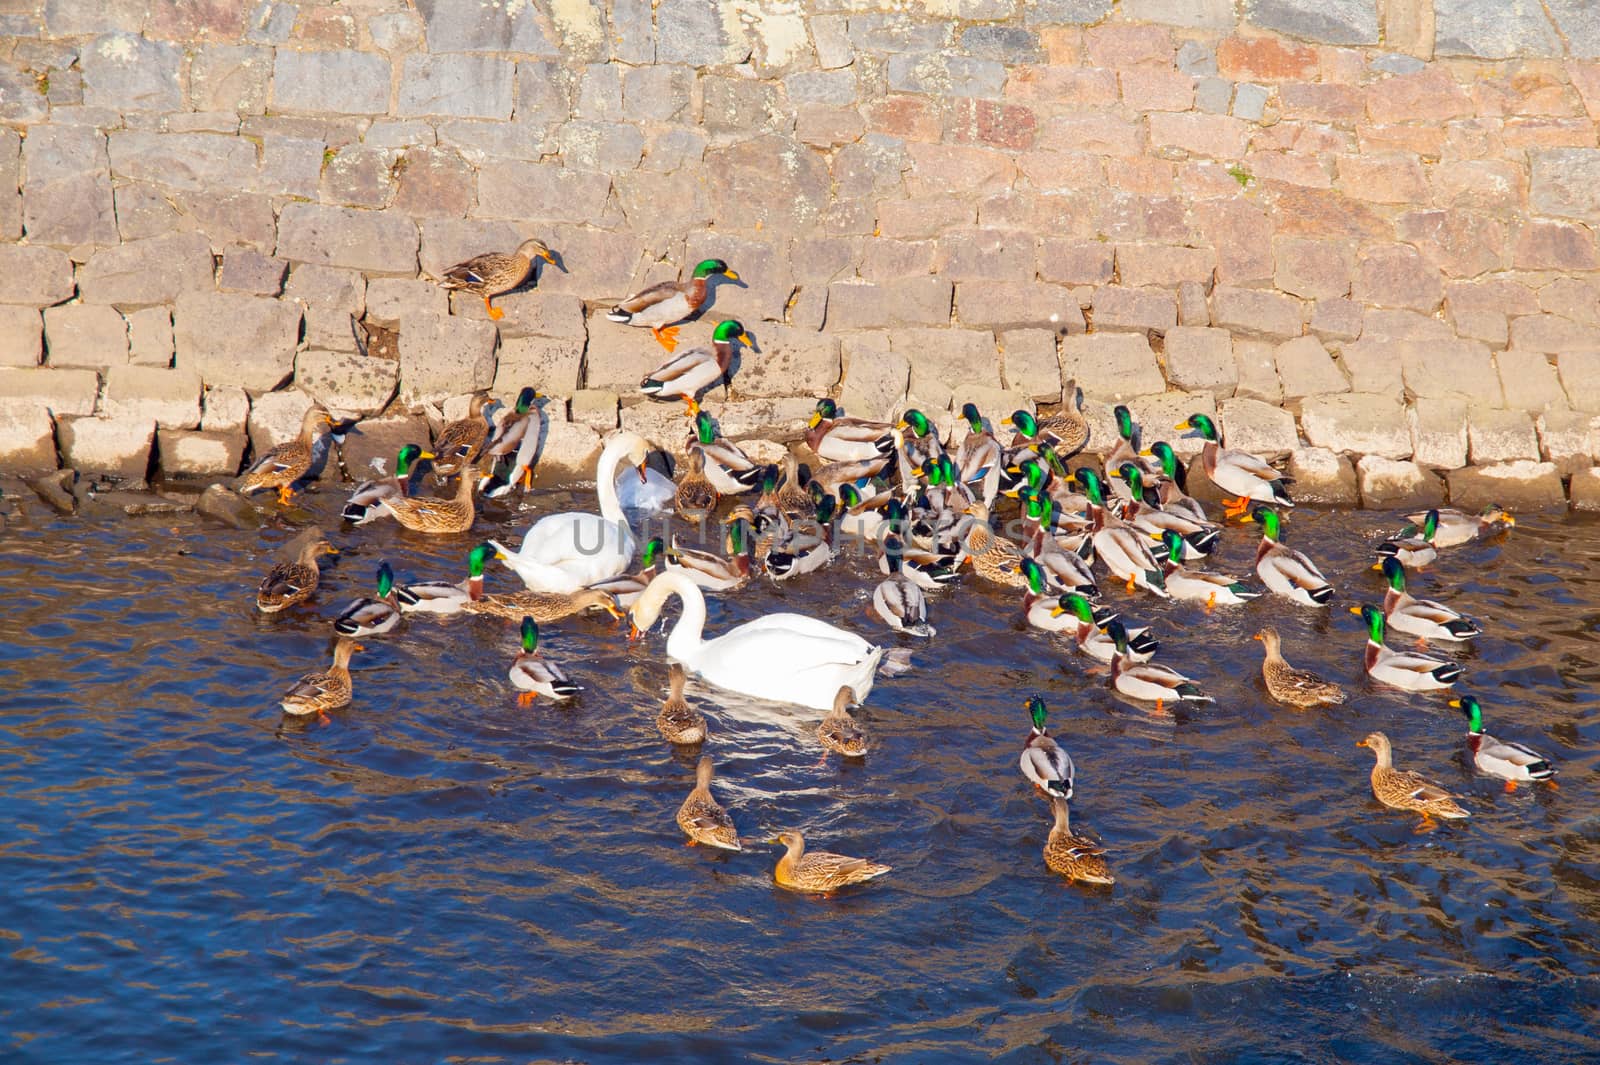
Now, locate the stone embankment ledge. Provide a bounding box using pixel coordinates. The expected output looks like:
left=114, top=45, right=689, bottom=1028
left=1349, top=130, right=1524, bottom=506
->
left=2, top=0, right=1600, bottom=514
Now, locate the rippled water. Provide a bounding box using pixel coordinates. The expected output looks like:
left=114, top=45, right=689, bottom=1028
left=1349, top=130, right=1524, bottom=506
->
left=4, top=490, right=1600, bottom=1063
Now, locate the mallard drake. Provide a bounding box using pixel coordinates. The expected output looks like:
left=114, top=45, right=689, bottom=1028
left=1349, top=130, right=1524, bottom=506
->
left=770, top=830, right=890, bottom=894
left=896, top=407, right=944, bottom=470
left=1076, top=469, right=1168, bottom=597
left=256, top=536, right=338, bottom=613
left=507, top=616, right=580, bottom=704
left=806, top=399, right=896, bottom=463
left=1351, top=604, right=1462, bottom=691
left=1155, top=530, right=1258, bottom=609
left=1141, top=440, right=1209, bottom=524
left=379, top=466, right=478, bottom=535
left=666, top=511, right=754, bottom=592
left=834, top=480, right=896, bottom=541
left=396, top=543, right=494, bottom=615
left=955, top=403, right=1003, bottom=506
left=1176, top=412, right=1292, bottom=520
left=1043, top=797, right=1114, bottom=886
left=1009, top=381, right=1088, bottom=463
left=767, top=493, right=837, bottom=581
left=684, top=407, right=762, bottom=495
left=1252, top=627, right=1345, bottom=708
left=958, top=501, right=1028, bottom=589
left=1106, top=620, right=1211, bottom=709
left=1023, top=515, right=1099, bottom=599
left=675, top=445, right=720, bottom=526
left=238, top=405, right=332, bottom=505
left=280, top=636, right=362, bottom=719
left=491, top=431, right=651, bottom=593
left=607, top=258, right=739, bottom=351
left=1357, top=731, right=1469, bottom=824
left=640, top=320, right=752, bottom=405
left=629, top=572, right=884, bottom=711
left=1103, top=405, right=1158, bottom=501
left=678, top=754, right=740, bottom=849
left=817, top=686, right=869, bottom=759
left=874, top=548, right=935, bottom=637
left=437, top=237, right=556, bottom=320
left=1018, top=695, right=1073, bottom=799
left=879, top=534, right=957, bottom=592
left=430, top=393, right=494, bottom=477
left=480, top=387, right=544, bottom=497
left=1242, top=506, right=1332, bottom=606
left=1113, top=463, right=1219, bottom=558
left=587, top=537, right=665, bottom=609
left=1452, top=695, right=1555, bottom=791
left=1402, top=504, right=1514, bottom=549
left=1376, top=557, right=1480, bottom=643
left=334, top=562, right=402, bottom=637
left=465, top=583, right=622, bottom=625
left=1041, top=591, right=1159, bottom=665
left=341, top=443, right=430, bottom=524
left=1376, top=509, right=1439, bottom=570
left=658, top=662, right=707, bottom=745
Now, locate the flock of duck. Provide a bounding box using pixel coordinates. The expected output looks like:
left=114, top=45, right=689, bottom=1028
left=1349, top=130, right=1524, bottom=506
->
left=234, top=248, right=1548, bottom=894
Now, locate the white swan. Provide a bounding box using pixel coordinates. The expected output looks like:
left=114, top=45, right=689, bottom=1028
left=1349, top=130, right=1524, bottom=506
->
left=490, top=430, right=651, bottom=593
left=629, top=571, right=884, bottom=711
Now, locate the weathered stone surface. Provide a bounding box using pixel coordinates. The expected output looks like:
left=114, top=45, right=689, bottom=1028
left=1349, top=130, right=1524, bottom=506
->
left=1498, top=349, right=1570, bottom=412
left=0, top=308, right=42, bottom=367
left=1301, top=394, right=1412, bottom=457
left=123, top=307, right=173, bottom=369
left=77, top=232, right=216, bottom=308
left=100, top=365, right=202, bottom=430
left=276, top=204, right=418, bottom=275
left=1435, top=0, right=1561, bottom=57
left=655, top=0, right=749, bottom=66
left=157, top=428, right=247, bottom=479
left=284, top=264, right=365, bottom=317
left=1059, top=333, right=1166, bottom=400
left=1510, top=314, right=1600, bottom=356
left=108, top=131, right=257, bottom=192
left=174, top=292, right=301, bottom=392
left=525, top=419, right=604, bottom=489
left=825, top=279, right=953, bottom=331
left=1551, top=2, right=1600, bottom=60
left=1243, top=0, right=1377, bottom=45
left=58, top=415, right=156, bottom=483
left=44, top=305, right=128, bottom=369
left=1353, top=244, right=1443, bottom=312
left=1447, top=461, right=1565, bottom=511
left=1233, top=338, right=1283, bottom=404
left=1001, top=329, right=1063, bottom=402
left=1400, top=339, right=1503, bottom=406
left=242, top=388, right=315, bottom=457
left=0, top=246, right=75, bottom=306
left=477, top=161, right=613, bottom=225
left=1358, top=455, right=1445, bottom=509
left=202, top=386, right=249, bottom=434
left=1469, top=407, right=1541, bottom=464
left=391, top=148, right=474, bottom=221
left=838, top=335, right=911, bottom=421
left=889, top=328, right=1001, bottom=393
left=0, top=366, right=99, bottom=418
left=956, top=282, right=1081, bottom=332
left=195, top=482, right=261, bottom=528
left=0, top=401, right=58, bottom=473
left=1531, top=149, right=1600, bottom=222
left=888, top=53, right=1006, bottom=98
left=270, top=49, right=391, bottom=114
left=82, top=33, right=182, bottom=112
left=1212, top=286, right=1302, bottom=340
left=1039, top=241, right=1115, bottom=286
left=1288, top=447, right=1359, bottom=505
left=1556, top=351, right=1600, bottom=412
left=1570, top=467, right=1600, bottom=510
left=1164, top=327, right=1237, bottom=396
left=733, top=328, right=840, bottom=399
left=189, top=44, right=272, bottom=113
left=294, top=350, right=398, bottom=416
left=398, top=54, right=513, bottom=119
left=568, top=391, right=618, bottom=431
left=1409, top=397, right=1469, bottom=469
left=217, top=247, right=287, bottom=296
left=491, top=335, right=582, bottom=399
left=1274, top=335, right=1348, bottom=399
left=1310, top=299, right=1364, bottom=344
left=397, top=313, right=497, bottom=406
left=1092, top=286, right=1177, bottom=335
left=1217, top=396, right=1299, bottom=457
left=22, top=126, right=118, bottom=247
left=364, top=278, right=448, bottom=330
left=1538, top=409, right=1600, bottom=473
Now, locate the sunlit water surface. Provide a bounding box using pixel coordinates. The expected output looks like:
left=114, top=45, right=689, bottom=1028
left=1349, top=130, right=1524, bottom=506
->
left=3, top=494, right=1600, bottom=1063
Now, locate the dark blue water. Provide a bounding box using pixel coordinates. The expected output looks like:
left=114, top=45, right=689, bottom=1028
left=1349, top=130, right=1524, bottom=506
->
left=3, top=498, right=1598, bottom=1063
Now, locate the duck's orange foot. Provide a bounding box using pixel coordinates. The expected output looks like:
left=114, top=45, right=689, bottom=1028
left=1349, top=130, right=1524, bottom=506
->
left=1504, top=780, right=1518, bottom=794
left=277, top=486, right=295, bottom=506
left=1545, top=778, right=1560, bottom=790
left=484, top=296, right=505, bottom=321
left=1125, top=575, right=1137, bottom=593
left=517, top=691, right=537, bottom=707
left=1414, top=636, right=1431, bottom=651
left=1416, top=816, right=1439, bottom=834
left=317, top=710, right=330, bottom=726
left=521, top=466, right=532, bottom=490
left=682, top=395, right=700, bottom=415
left=1204, top=592, right=1217, bottom=614
left=652, top=325, right=680, bottom=353
left=683, top=838, right=698, bottom=848
left=1221, top=496, right=1250, bottom=520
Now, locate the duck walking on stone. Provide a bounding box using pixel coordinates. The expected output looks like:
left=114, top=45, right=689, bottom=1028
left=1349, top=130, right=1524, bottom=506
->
left=640, top=320, right=753, bottom=406
left=238, top=405, right=333, bottom=506
left=436, top=238, right=557, bottom=320
left=607, top=258, right=739, bottom=352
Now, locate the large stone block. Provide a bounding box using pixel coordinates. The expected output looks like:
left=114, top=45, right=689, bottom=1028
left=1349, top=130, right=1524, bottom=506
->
left=1128, top=392, right=1214, bottom=459
left=246, top=388, right=316, bottom=454
left=1212, top=286, right=1302, bottom=340
left=1399, top=339, right=1503, bottom=406
left=1300, top=394, right=1412, bottom=458
left=1531, top=148, right=1600, bottom=222
left=398, top=54, right=514, bottom=119
left=82, top=33, right=182, bottom=112
left=44, top=305, right=129, bottom=368
left=1242, top=0, right=1378, bottom=45
left=733, top=328, right=841, bottom=399
left=338, top=411, right=433, bottom=479
left=1274, top=237, right=1352, bottom=300
left=294, top=350, right=398, bottom=416
left=825, top=279, right=953, bottom=330
left=270, top=49, right=391, bottom=114
left=0, top=401, right=58, bottom=473
left=1510, top=313, right=1600, bottom=355
left=1092, top=286, right=1177, bottom=335
left=100, top=365, right=202, bottom=430
left=276, top=204, right=419, bottom=275
left=838, top=334, right=911, bottom=421
left=58, top=415, right=156, bottom=483
left=77, top=232, right=215, bottom=308
left=1469, top=407, right=1541, bottom=464
left=157, top=428, right=247, bottom=478
left=1233, top=338, right=1282, bottom=404
left=397, top=313, right=497, bottom=406
left=1409, top=397, right=1469, bottom=469
left=1435, top=0, right=1561, bottom=57
left=1536, top=409, right=1599, bottom=473
left=1217, top=396, right=1299, bottom=458
left=891, top=328, right=1001, bottom=393
left=0, top=308, right=42, bottom=367
left=1357, top=455, right=1445, bottom=510
left=956, top=282, right=1082, bottom=333
left=1447, top=461, right=1565, bottom=511
left=1287, top=447, right=1359, bottom=505
left=0, top=246, right=75, bottom=306
left=107, top=131, right=257, bottom=193
left=174, top=291, right=301, bottom=392
left=493, top=335, right=583, bottom=398
left=188, top=44, right=272, bottom=113
left=365, top=278, right=449, bottom=330
left=1165, top=326, right=1237, bottom=396
left=202, top=386, right=249, bottom=433
left=1001, top=329, right=1063, bottom=402
left=1274, top=335, right=1347, bottom=399
left=1059, top=333, right=1165, bottom=400
left=476, top=162, right=613, bottom=225
left=1498, top=349, right=1570, bottom=411
left=0, top=367, right=100, bottom=416
left=1571, top=467, right=1600, bottom=511
left=21, top=126, right=118, bottom=248
left=1558, top=351, right=1600, bottom=411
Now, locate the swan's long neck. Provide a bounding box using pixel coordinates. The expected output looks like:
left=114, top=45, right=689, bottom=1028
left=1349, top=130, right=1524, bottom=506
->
left=650, top=571, right=708, bottom=662
left=595, top=439, right=629, bottom=524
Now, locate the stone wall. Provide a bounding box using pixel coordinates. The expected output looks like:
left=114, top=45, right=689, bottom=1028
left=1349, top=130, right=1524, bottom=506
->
left=3, top=0, right=1600, bottom=508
